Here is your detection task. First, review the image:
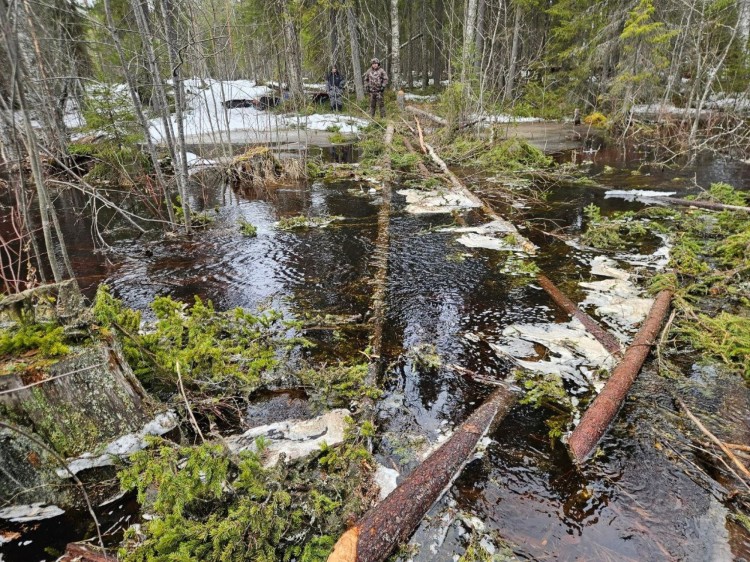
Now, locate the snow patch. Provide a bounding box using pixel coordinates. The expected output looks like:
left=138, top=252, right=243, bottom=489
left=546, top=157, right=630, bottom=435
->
left=225, top=409, right=350, bottom=466
left=57, top=411, right=179, bottom=478
left=0, top=503, right=64, bottom=523
left=374, top=465, right=400, bottom=500
left=397, top=188, right=482, bottom=214
left=605, top=189, right=677, bottom=201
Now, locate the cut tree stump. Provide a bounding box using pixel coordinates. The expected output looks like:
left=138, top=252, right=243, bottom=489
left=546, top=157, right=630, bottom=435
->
left=328, top=385, right=516, bottom=562
left=567, top=290, right=673, bottom=463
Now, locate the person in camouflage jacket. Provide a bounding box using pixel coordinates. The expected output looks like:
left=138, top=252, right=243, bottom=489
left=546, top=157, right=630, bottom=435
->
left=364, top=58, right=388, bottom=118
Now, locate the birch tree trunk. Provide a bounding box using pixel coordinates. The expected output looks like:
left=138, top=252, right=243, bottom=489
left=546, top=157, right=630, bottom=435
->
left=347, top=5, right=365, bottom=100
left=739, top=0, right=750, bottom=54
left=461, top=0, right=478, bottom=83
left=390, top=0, right=400, bottom=90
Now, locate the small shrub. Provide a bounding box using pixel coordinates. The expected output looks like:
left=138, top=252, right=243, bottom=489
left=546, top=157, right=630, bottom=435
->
left=584, top=112, right=607, bottom=126
left=239, top=219, right=258, bottom=237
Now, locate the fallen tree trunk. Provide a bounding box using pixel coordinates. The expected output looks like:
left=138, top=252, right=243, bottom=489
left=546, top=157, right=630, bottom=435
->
left=328, top=385, right=516, bottom=562
left=365, top=122, right=395, bottom=389
left=537, top=274, right=623, bottom=359
left=650, top=196, right=750, bottom=214
left=567, top=290, right=673, bottom=463
left=419, top=136, right=536, bottom=254
left=404, top=105, right=448, bottom=127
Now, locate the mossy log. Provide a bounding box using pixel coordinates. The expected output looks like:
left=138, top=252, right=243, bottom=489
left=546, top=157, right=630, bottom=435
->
left=567, top=290, right=673, bottom=463
left=0, top=340, right=155, bottom=505
left=328, top=385, right=516, bottom=562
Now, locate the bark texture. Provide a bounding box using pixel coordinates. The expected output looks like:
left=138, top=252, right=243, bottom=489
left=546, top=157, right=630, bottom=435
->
left=328, top=385, right=516, bottom=562
left=567, top=290, right=673, bottom=463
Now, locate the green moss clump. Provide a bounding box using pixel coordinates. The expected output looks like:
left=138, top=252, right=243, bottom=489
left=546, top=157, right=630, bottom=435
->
left=678, top=312, right=750, bottom=378
left=297, top=362, right=381, bottom=409
left=581, top=204, right=648, bottom=249
left=118, top=424, right=374, bottom=562
left=0, top=322, right=70, bottom=358
left=477, top=138, right=553, bottom=172
left=93, top=285, right=307, bottom=395
left=238, top=219, right=258, bottom=237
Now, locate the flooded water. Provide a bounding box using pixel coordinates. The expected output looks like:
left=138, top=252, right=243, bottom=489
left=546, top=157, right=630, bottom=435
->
left=2, top=146, right=750, bottom=560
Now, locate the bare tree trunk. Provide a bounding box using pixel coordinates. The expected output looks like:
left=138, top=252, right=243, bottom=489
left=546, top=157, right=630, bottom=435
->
left=330, top=3, right=339, bottom=67
left=739, top=0, right=750, bottom=54
left=474, top=0, right=485, bottom=74
left=0, top=1, right=68, bottom=282
left=461, top=0, right=478, bottom=83
left=279, top=0, right=304, bottom=101
left=390, top=0, right=400, bottom=90
left=504, top=2, right=521, bottom=102
left=432, top=0, right=443, bottom=87
left=159, top=0, right=191, bottom=231
left=101, top=0, right=176, bottom=226
left=347, top=4, right=365, bottom=100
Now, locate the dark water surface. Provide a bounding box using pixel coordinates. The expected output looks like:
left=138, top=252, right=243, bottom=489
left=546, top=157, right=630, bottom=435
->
left=2, top=147, right=750, bottom=560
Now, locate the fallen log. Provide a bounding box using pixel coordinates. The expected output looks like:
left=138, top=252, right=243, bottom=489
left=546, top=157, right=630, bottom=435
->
left=365, top=121, right=395, bottom=390
left=328, top=385, right=516, bottom=562
left=567, top=290, right=673, bottom=463
left=650, top=196, right=750, bottom=214
left=404, top=105, right=448, bottom=127
left=536, top=274, right=623, bottom=359
left=419, top=137, right=536, bottom=254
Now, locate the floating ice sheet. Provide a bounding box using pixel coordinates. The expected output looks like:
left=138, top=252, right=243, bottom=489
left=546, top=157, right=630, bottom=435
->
left=397, top=188, right=482, bottom=214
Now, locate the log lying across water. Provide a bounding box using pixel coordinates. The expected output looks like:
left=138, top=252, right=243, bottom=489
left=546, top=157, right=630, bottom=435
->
left=536, top=274, right=623, bottom=359
left=328, top=385, right=516, bottom=562
left=650, top=196, right=750, bottom=214
left=567, top=290, right=673, bottom=463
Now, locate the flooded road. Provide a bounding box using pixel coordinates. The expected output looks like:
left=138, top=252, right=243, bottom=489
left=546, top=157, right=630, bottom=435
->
left=3, top=146, right=750, bottom=560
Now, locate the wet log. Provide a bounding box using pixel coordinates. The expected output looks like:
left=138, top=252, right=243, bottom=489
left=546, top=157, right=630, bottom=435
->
left=404, top=105, right=448, bottom=127
left=59, top=543, right=116, bottom=562
left=364, top=122, right=395, bottom=389
left=328, top=385, right=516, bottom=562
left=568, top=290, right=673, bottom=463
left=536, top=274, right=623, bottom=358
left=420, top=138, right=536, bottom=254
left=650, top=196, right=750, bottom=214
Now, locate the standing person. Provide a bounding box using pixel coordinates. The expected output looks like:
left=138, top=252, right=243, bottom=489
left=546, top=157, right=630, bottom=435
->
left=326, top=66, right=345, bottom=112
left=364, top=58, right=388, bottom=118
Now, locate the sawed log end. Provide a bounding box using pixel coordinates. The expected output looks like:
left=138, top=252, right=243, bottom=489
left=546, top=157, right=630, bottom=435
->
left=328, top=525, right=361, bottom=562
